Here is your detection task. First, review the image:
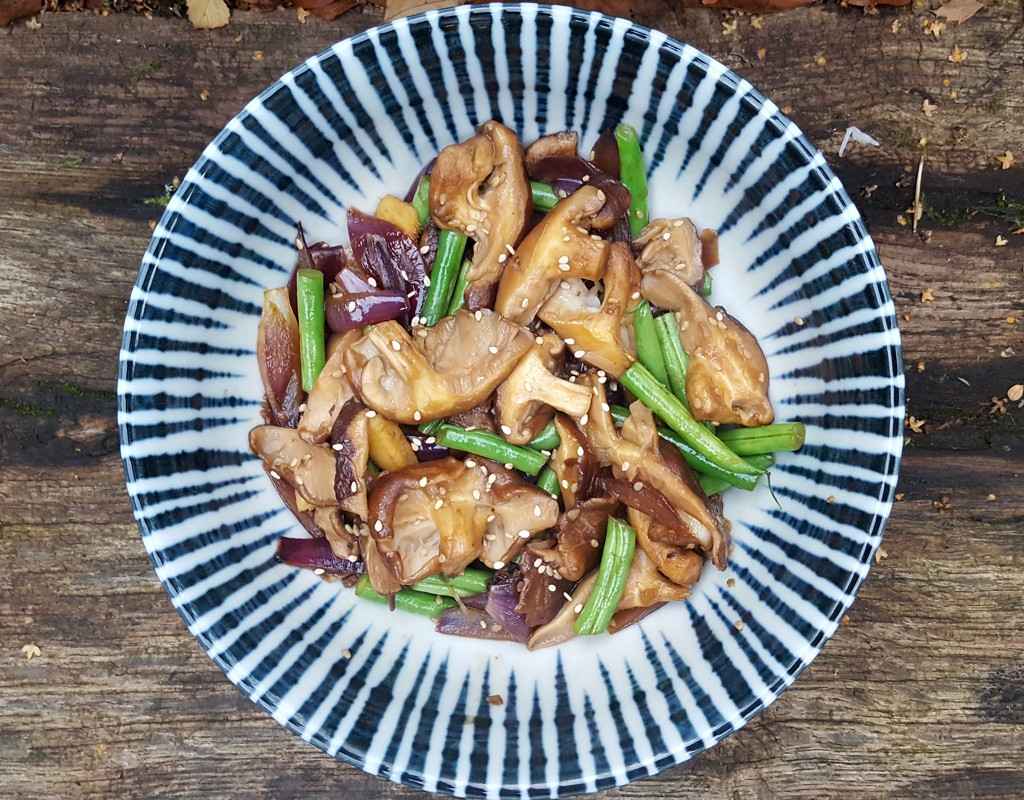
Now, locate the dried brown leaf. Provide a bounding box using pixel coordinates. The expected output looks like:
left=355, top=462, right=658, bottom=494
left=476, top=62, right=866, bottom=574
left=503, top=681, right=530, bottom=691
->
left=934, top=0, right=983, bottom=24
left=187, top=0, right=229, bottom=29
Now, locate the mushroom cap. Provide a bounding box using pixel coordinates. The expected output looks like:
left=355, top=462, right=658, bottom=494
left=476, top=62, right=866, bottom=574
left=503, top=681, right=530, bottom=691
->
left=642, top=270, right=775, bottom=427
left=344, top=309, right=532, bottom=425
left=430, top=120, right=531, bottom=309
left=365, top=457, right=558, bottom=592
left=494, top=185, right=610, bottom=324
left=537, top=240, right=639, bottom=377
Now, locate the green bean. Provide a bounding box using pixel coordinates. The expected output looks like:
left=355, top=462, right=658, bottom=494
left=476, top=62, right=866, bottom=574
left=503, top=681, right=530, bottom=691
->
left=445, top=256, right=473, bottom=316
left=411, top=175, right=431, bottom=229
left=435, top=424, right=548, bottom=475
left=412, top=567, right=492, bottom=598
left=354, top=575, right=456, bottom=617
left=615, top=124, right=648, bottom=237
left=421, top=230, right=467, bottom=325
left=527, top=421, right=560, bottom=452
left=296, top=268, right=326, bottom=393
left=654, top=312, right=690, bottom=407
left=620, top=364, right=764, bottom=479
left=536, top=466, right=561, bottom=498
left=632, top=300, right=669, bottom=385
left=718, top=423, right=806, bottom=456
left=531, top=180, right=560, bottom=212
left=418, top=419, right=444, bottom=435
left=698, top=454, right=775, bottom=496
left=574, top=517, right=636, bottom=635
left=701, top=271, right=714, bottom=297
left=609, top=404, right=761, bottom=491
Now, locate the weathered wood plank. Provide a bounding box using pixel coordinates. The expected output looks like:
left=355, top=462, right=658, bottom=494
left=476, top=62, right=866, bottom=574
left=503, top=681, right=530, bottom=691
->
left=1, top=7, right=1022, bottom=800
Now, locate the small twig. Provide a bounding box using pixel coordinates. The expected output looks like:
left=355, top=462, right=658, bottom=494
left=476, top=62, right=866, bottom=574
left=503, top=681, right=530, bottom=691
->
left=912, top=155, right=925, bottom=234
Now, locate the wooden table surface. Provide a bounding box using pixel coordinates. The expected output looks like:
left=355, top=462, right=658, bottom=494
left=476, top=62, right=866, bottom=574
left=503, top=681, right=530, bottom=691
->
left=2, top=3, right=1023, bottom=798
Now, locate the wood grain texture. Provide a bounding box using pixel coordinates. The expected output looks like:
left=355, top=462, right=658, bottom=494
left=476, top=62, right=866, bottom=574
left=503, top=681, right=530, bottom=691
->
left=1, top=5, right=1022, bottom=800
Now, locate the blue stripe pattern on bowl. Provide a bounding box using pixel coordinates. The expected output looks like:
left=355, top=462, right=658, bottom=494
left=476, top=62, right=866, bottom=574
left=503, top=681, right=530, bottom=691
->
left=118, top=4, right=904, bottom=796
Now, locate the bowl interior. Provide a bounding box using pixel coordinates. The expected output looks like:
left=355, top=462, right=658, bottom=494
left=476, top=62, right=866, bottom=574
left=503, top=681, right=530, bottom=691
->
left=119, top=5, right=904, bottom=797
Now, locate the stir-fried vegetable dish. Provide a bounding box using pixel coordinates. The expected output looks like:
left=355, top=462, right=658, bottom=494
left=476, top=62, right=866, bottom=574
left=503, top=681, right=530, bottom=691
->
left=250, top=121, right=805, bottom=649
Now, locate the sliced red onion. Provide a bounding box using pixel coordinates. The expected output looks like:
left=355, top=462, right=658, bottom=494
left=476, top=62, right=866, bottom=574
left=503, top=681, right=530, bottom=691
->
left=435, top=606, right=516, bottom=641
left=462, top=592, right=489, bottom=611
left=484, top=582, right=531, bottom=643
left=276, top=536, right=365, bottom=576
left=334, top=265, right=377, bottom=295
left=348, top=209, right=427, bottom=324
left=406, top=433, right=450, bottom=462
left=325, top=290, right=408, bottom=332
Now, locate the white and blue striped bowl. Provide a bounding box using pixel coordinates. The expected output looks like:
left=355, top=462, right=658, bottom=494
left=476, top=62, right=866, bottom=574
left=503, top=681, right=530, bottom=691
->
left=118, top=4, right=904, bottom=796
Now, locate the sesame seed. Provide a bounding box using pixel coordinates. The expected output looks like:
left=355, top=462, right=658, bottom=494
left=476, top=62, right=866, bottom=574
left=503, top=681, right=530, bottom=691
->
left=547, top=584, right=557, bottom=592
left=563, top=591, right=573, bottom=601
left=576, top=446, right=584, bottom=457
left=341, top=649, right=352, bottom=659
left=498, top=253, right=507, bottom=263
left=559, top=263, right=570, bottom=272
left=474, top=310, right=483, bottom=321
left=561, top=479, right=569, bottom=489
left=423, top=275, right=431, bottom=287
left=621, top=461, right=630, bottom=471
left=635, top=209, right=643, bottom=218
left=347, top=301, right=357, bottom=312
left=504, top=463, right=514, bottom=470
left=331, top=370, right=343, bottom=378
left=269, top=470, right=281, bottom=479
left=391, top=340, right=401, bottom=351
left=574, top=603, right=583, bottom=614
left=558, top=255, right=569, bottom=264
left=400, top=270, right=409, bottom=281
left=631, top=291, right=640, bottom=300
left=472, top=489, right=481, bottom=500
left=480, top=619, right=488, bottom=629
left=351, top=480, right=358, bottom=493
left=298, top=403, right=307, bottom=413
left=365, top=410, right=377, bottom=418
left=419, top=245, right=430, bottom=254
left=633, top=481, right=644, bottom=491
left=533, top=505, right=541, bottom=517
left=500, top=424, right=512, bottom=435
left=521, top=297, right=530, bottom=308
left=347, top=554, right=358, bottom=562
left=579, top=414, right=589, bottom=425
left=573, top=350, right=585, bottom=358
left=600, top=402, right=610, bottom=412
left=662, top=231, right=671, bottom=241
left=367, top=277, right=378, bottom=287
left=590, top=538, right=599, bottom=548
left=374, top=520, right=383, bottom=532
left=413, top=411, right=422, bottom=421
left=487, top=514, right=496, bottom=522
left=489, top=346, right=499, bottom=354
left=419, top=476, right=428, bottom=487
left=332, top=443, right=343, bottom=451
left=524, top=382, right=533, bottom=392
left=794, top=316, right=805, bottom=326
left=506, top=244, right=515, bottom=255
left=493, top=560, right=505, bottom=570
left=438, top=554, right=447, bottom=563
left=294, top=475, right=305, bottom=486
left=426, top=437, right=436, bottom=445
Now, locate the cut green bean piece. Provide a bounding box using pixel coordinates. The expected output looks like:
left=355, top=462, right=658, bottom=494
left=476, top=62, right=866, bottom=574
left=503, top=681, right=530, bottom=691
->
left=527, top=421, right=560, bottom=452
left=530, top=181, right=560, bottom=212
left=718, top=423, right=806, bottom=456
left=615, top=124, right=648, bottom=237
left=355, top=575, right=456, bottom=617
left=435, top=424, right=548, bottom=475
left=609, top=404, right=760, bottom=491
left=418, top=419, right=444, bottom=435
left=698, top=454, right=775, bottom=496
left=536, top=466, right=561, bottom=498
left=574, top=517, right=636, bottom=635
left=412, top=567, right=492, bottom=598
left=445, top=255, right=473, bottom=316
left=632, top=300, right=668, bottom=385
left=654, top=312, right=690, bottom=407
left=296, top=268, right=326, bottom=393
left=701, top=271, right=714, bottom=297
left=620, top=363, right=763, bottom=479
left=411, top=175, right=431, bottom=229
left=421, top=230, right=468, bottom=325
